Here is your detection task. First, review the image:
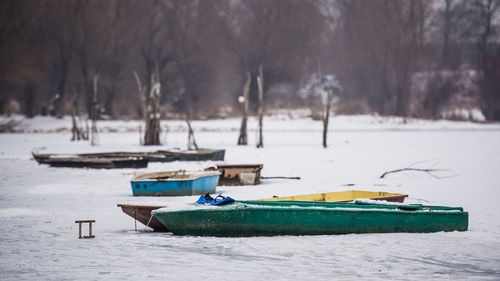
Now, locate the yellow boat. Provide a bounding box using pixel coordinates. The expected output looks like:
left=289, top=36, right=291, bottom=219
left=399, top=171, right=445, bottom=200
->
left=257, top=190, right=408, bottom=203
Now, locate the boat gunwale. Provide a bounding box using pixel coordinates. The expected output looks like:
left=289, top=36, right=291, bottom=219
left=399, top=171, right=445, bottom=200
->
left=132, top=171, right=221, bottom=181
left=256, top=190, right=408, bottom=202
left=152, top=201, right=466, bottom=216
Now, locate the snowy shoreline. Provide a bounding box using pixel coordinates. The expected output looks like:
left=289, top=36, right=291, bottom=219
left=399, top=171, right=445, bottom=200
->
left=2, top=113, right=499, bottom=134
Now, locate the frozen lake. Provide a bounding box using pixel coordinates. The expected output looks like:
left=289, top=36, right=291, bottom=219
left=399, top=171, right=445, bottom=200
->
left=1, top=116, right=500, bottom=280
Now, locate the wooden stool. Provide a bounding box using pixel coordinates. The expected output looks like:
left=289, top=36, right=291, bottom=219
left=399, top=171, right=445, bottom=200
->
left=75, top=220, right=95, bottom=239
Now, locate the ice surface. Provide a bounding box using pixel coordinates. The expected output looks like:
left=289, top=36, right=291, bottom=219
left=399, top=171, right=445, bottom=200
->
left=1, top=115, right=500, bottom=280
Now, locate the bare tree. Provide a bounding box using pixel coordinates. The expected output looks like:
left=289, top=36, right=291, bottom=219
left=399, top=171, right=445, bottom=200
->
left=237, top=72, right=251, bottom=145
left=143, top=68, right=161, bottom=146
left=256, top=65, right=264, bottom=148
left=185, top=116, right=198, bottom=150
left=320, top=74, right=342, bottom=148
left=71, top=92, right=85, bottom=141
left=90, top=74, right=99, bottom=146
left=322, top=89, right=333, bottom=148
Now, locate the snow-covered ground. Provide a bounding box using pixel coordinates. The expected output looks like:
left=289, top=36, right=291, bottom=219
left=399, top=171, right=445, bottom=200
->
left=1, top=115, right=500, bottom=280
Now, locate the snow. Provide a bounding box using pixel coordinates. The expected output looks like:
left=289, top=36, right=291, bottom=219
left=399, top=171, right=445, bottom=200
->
left=1, top=114, right=500, bottom=280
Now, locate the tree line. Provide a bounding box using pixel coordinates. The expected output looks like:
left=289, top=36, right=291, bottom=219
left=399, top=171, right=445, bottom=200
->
left=1, top=0, right=499, bottom=120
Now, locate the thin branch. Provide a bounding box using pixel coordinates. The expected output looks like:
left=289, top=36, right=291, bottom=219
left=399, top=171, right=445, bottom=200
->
left=380, top=168, right=445, bottom=179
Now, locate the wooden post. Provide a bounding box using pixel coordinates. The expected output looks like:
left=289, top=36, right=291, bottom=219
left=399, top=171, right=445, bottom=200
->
left=139, top=125, right=142, bottom=145
left=322, top=89, right=333, bottom=148
left=133, top=206, right=137, bottom=231
left=90, top=74, right=99, bottom=146
left=256, top=65, right=264, bottom=148
left=71, top=92, right=80, bottom=141
left=185, top=115, right=198, bottom=150
left=238, top=72, right=251, bottom=145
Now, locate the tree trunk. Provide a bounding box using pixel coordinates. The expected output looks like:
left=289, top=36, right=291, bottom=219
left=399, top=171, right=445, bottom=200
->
left=237, top=72, right=251, bottom=145
left=322, top=89, right=333, bottom=148
left=185, top=116, right=198, bottom=150
left=256, top=65, right=264, bottom=149
left=71, top=92, right=82, bottom=141
left=90, top=74, right=99, bottom=146
left=143, top=65, right=161, bottom=145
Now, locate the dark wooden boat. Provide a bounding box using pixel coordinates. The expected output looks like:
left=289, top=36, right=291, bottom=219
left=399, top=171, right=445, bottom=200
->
left=117, top=203, right=168, bottom=231
left=153, top=200, right=469, bottom=237
left=33, top=153, right=148, bottom=169
left=205, top=164, right=263, bottom=185
left=33, top=148, right=225, bottom=163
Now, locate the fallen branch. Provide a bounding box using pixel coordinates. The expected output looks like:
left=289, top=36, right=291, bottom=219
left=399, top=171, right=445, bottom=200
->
left=379, top=168, right=443, bottom=178
left=380, top=159, right=452, bottom=179
left=261, top=176, right=301, bottom=180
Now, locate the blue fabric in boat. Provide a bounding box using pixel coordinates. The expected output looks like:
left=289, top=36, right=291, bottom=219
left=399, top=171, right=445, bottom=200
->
left=196, top=194, right=235, bottom=205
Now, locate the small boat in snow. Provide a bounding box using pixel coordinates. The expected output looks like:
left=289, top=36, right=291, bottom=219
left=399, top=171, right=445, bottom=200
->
left=32, top=153, right=148, bottom=169
left=130, top=170, right=220, bottom=196
left=33, top=148, right=225, bottom=164
left=152, top=200, right=469, bottom=237
left=204, top=164, right=264, bottom=185
left=257, top=190, right=408, bottom=203
left=117, top=190, right=407, bottom=231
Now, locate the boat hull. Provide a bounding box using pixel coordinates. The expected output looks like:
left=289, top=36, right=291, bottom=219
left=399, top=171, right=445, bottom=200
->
left=153, top=201, right=468, bottom=237
left=35, top=156, right=148, bottom=169
left=81, top=149, right=225, bottom=162
left=117, top=204, right=167, bottom=231
left=33, top=149, right=225, bottom=164
left=131, top=174, right=220, bottom=196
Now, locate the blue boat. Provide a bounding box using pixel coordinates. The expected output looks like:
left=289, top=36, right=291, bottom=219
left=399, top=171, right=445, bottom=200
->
left=130, top=170, right=221, bottom=196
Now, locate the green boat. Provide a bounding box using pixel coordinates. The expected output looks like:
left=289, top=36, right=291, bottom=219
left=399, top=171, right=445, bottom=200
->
left=152, top=200, right=468, bottom=237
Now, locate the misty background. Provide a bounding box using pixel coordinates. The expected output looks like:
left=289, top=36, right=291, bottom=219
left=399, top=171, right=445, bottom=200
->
left=1, top=0, right=499, bottom=121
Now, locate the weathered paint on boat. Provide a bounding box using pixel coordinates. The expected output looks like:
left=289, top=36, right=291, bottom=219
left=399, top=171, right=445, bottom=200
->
left=117, top=204, right=167, bottom=231
left=205, top=164, right=264, bottom=185
left=257, top=190, right=408, bottom=203
left=32, top=148, right=225, bottom=163
left=32, top=153, right=148, bottom=169
left=152, top=200, right=468, bottom=236
left=131, top=171, right=220, bottom=196
left=80, top=149, right=225, bottom=162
